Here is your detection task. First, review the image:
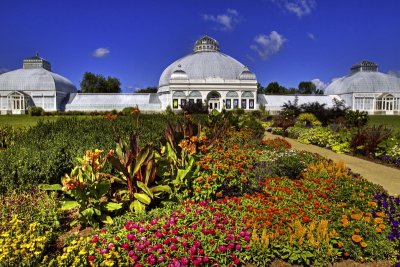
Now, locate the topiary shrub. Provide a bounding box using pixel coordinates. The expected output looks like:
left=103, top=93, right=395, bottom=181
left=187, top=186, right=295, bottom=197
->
left=28, top=106, right=44, bottom=116
left=297, top=113, right=322, bottom=127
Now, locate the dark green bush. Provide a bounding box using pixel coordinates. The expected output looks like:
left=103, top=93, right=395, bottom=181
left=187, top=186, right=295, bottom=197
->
left=345, top=110, right=369, bottom=128
left=28, top=106, right=45, bottom=116
left=350, top=125, right=392, bottom=156
left=272, top=153, right=306, bottom=179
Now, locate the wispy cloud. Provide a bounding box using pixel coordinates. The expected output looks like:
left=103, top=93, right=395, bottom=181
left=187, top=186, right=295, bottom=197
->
left=0, top=67, right=9, bottom=74
left=202, top=8, right=242, bottom=31
left=311, top=78, right=327, bottom=92
left=270, top=0, right=316, bottom=17
left=92, top=48, right=110, bottom=58
left=250, top=31, right=287, bottom=60
left=307, top=32, right=315, bottom=40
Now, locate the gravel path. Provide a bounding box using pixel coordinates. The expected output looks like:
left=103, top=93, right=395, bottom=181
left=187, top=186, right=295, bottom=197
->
left=264, top=132, right=400, bottom=196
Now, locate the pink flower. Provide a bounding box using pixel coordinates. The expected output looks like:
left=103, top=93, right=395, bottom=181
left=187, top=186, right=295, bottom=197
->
left=127, top=233, right=136, bottom=241
left=121, top=243, right=130, bottom=251
left=218, top=245, right=227, bottom=252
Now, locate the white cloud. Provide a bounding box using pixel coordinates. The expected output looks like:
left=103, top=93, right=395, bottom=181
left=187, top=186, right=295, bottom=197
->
left=92, top=48, right=110, bottom=58
left=307, top=32, right=315, bottom=40
left=0, top=67, right=9, bottom=74
left=250, top=31, right=287, bottom=60
left=270, top=0, right=316, bottom=17
left=202, top=8, right=241, bottom=31
left=388, top=70, right=400, bottom=77
left=311, top=78, right=327, bottom=91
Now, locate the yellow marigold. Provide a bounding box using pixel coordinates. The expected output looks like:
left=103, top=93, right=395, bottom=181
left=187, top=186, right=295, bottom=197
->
left=378, top=223, right=386, bottom=229
left=360, top=242, right=368, bottom=248
left=351, top=235, right=362, bottom=243
left=351, top=214, right=362, bottom=221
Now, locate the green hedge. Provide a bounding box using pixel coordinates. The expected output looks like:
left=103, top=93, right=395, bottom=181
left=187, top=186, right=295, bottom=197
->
left=0, top=114, right=191, bottom=192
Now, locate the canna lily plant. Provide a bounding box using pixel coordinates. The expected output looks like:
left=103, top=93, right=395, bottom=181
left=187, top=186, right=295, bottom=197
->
left=106, top=133, right=171, bottom=213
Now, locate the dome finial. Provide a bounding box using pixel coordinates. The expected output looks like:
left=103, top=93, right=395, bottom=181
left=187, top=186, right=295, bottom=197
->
left=193, top=34, right=220, bottom=53
left=36, top=51, right=39, bottom=57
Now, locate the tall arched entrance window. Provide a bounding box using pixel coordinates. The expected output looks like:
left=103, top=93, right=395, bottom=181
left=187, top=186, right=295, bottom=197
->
left=7, top=91, right=28, bottom=114
left=376, top=93, right=395, bottom=114
left=206, top=91, right=221, bottom=111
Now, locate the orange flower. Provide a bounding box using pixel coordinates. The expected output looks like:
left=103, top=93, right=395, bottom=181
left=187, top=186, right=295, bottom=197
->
left=376, top=212, right=385, bottom=218
left=351, top=213, right=362, bottom=221
left=374, top=218, right=383, bottom=224
left=378, top=223, right=386, bottom=229
left=360, top=242, right=368, bottom=248
left=354, top=228, right=360, bottom=233
left=351, top=235, right=362, bottom=243
left=338, top=241, right=344, bottom=248
left=375, top=227, right=382, bottom=233
left=364, top=217, right=371, bottom=223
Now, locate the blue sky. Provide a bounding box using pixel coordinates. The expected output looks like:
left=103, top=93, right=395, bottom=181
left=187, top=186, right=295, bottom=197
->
left=1, top=0, right=399, bottom=92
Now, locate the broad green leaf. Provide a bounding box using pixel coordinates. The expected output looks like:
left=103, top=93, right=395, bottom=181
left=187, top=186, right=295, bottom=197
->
left=102, top=215, right=113, bottom=225
left=134, top=193, right=151, bottom=205
left=81, top=208, right=94, bottom=218
left=38, top=183, right=62, bottom=191
left=104, top=202, right=123, bottom=211
left=150, top=185, right=172, bottom=194
left=93, top=208, right=101, bottom=216
left=137, top=181, right=153, bottom=198
left=96, top=180, right=111, bottom=196
left=131, top=200, right=145, bottom=213
left=133, top=146, right=152, bottom=174
left=61, top=200, right=79, bottom=210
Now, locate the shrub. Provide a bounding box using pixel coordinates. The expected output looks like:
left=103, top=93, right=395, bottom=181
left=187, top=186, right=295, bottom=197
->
left=297, top=113, right=322, bottom=127
left=350, top=125, right=392, bottom=155
left=272, top=152, right=306, bottom=179
left=28, top=106, right=44, bottom=116
left=300, top=102, right=329, bottom=125
left=0, top=125, right=28, bottom=148
left=272, top=114, right=296, bottom=131
left=345, top=110, right=369, bottom=128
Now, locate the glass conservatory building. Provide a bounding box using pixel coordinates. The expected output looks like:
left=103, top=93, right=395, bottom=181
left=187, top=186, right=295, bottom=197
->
left=1, top=38, right=399, bottom=115
left=0, top=54, right=77, bottom=114
left=325, top=61, right=400, bottom=115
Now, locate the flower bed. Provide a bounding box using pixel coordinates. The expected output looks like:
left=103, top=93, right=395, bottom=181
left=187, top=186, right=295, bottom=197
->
left=2, top=112, right=400, bottom=266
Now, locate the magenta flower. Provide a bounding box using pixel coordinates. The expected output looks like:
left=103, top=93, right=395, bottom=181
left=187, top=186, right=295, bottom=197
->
left=87, top=255, right=95, bottom=261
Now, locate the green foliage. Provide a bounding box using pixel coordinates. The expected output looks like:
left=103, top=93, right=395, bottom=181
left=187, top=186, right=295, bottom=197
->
left=134, top=86, right=158, bottom=93
left=28, top=106, right=44, bottom=116
left=0, top=115, right=183, bottom=192
left=272, top=153, right=306, bottom=179
left=41, top=149, right=123, bottom=228
left=0, top=125, right=27, bottom=148
left=157, top=121, right=201, bottom=200
left=107, top=133, right=171, bottom=214
left=80, top=72, right=121, bottom=93
left=345, top=110, right=369, bottom=128
left=297, top=113, right=322, bottom=127
left=350, top=125, right=392, bottom=155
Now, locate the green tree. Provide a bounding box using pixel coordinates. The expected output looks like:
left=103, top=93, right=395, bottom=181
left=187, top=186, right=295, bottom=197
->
left=80, top=72, right=121, bottom=93
left=256, top=82, right=264, bottom=94
left=265, top=82, right=289, bottom=94
left=135, top=87, right=158, bottom=93
left=298, top=81, right=317, bottom=94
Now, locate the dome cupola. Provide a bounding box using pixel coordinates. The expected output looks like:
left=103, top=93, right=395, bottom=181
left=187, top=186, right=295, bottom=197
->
left=193, top=34, right=220, bottom=53
left=351, top=60, right=378, bottom=73
left=239, top=67, right=256, bottom=80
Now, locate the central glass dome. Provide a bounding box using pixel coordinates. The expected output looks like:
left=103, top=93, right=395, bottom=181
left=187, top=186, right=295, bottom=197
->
left=158, top=35, right=255, bottom=93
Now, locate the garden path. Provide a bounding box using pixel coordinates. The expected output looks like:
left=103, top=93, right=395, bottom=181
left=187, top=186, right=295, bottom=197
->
left=264, top=132, right=400, bottom=196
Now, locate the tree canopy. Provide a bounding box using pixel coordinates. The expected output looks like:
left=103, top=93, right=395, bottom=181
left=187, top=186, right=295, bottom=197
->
left=135, top=87, right=158, bottom=93
left=298, top=81, right=323, bottom=95
left=80, top=72, right=121, bottom=93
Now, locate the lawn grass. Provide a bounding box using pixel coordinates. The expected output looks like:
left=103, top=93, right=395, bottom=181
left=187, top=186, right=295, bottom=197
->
left=369, top=115, right=400, bottom=132
left=0, top=115, right=63, bottom=127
